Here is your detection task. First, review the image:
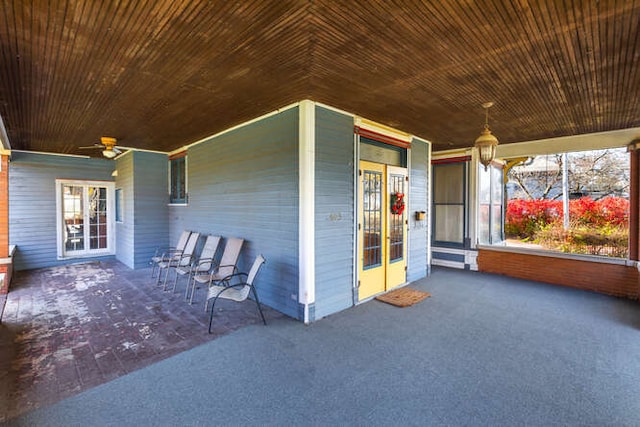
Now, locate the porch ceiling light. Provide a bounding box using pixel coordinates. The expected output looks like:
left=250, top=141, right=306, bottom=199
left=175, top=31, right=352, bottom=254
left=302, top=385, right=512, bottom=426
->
left=475, top=101, right=499, bottom=170
left=102, top=149, right=117, bottom=159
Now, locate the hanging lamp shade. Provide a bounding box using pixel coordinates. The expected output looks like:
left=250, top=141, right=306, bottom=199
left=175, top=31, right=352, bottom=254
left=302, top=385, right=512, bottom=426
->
left=475, top=102, right=499, bottom=170
left=102, top=149, right=117, bottom=159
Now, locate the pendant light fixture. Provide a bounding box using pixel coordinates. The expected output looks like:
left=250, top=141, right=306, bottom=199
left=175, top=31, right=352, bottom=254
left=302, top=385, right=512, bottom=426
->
left=475, top=102, right=499, bottom=170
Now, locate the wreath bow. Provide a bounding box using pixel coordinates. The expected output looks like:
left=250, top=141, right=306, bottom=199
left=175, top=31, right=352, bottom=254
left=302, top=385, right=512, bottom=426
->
left=390, top=192, right=405, bottom=215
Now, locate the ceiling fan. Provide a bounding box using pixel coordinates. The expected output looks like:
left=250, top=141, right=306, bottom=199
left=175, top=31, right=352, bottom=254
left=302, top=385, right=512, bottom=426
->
left=79, top=136, right=123, bottom=159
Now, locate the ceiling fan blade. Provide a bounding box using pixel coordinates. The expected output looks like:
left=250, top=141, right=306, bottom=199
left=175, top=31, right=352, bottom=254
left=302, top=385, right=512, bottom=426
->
left=78, top=144, right=102, bottom=150
left=112, top=147, right=123, bottom=154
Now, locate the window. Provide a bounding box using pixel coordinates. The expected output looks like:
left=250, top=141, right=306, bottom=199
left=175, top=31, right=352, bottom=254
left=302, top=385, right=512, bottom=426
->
left=170, top=154, right=187, bottom=204
left=432, top=162, right=466, bottom=246
left=115, top=188, right=123, bottom=222
left=478, top=164, right=504, bottom=245
left=504, top=148, right=629, bottom=258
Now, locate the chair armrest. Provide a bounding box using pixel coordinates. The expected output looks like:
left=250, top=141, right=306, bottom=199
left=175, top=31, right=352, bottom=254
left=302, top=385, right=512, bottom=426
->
left=208, top=266, right=241, bottom=285
left=160, top=249, right=183, bottom=259
left=220, top=271, right=247, bottom=285
left=153, top=245, right=176, bottom=256
left=194, top=257, right=216, bottom=267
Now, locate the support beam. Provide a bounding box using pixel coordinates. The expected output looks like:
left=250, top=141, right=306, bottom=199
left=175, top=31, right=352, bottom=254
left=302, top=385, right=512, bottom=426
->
left=298, top=100, right=316, bottom=323
left=0, top=154, right=8, bottom=258
left=0, top=154, right=11, bottom=294
left=629, top=145, right=639, bottom=261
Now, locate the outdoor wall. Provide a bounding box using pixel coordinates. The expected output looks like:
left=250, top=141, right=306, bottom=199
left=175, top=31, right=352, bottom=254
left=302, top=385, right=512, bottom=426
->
left=478, top=248, right=640, bottom=299
left=115, top=153, right=135, bottom=268
left=168, top=107, right=300, bottom=319
left=9, top=152, right=114, bottom=270
left=408, top=137, right=430, bottom=281
left=115, top=151, right=168, bottom=269
left=132, top=152, right=169, bottom=269
left=313, top=106, right=355, bottom=319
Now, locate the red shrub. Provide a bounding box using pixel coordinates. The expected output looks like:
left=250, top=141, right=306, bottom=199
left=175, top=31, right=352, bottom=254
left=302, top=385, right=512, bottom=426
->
left=505, top=198, right=561, bottom=238
left=595, top=196, right=629, bottom=226
left=505, top=196, right=629, bottom=238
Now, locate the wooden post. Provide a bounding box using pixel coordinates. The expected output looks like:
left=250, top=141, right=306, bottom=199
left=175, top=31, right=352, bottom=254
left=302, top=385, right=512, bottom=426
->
left=0, top=154, right=10, bottom=294
left=0, top=154, right=8, bottom=258
left=629, top=147, right=639, bottom=261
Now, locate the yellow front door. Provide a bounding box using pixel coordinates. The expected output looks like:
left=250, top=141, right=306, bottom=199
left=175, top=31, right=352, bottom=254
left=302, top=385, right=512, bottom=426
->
left=358, top=161, right=408, bottom=301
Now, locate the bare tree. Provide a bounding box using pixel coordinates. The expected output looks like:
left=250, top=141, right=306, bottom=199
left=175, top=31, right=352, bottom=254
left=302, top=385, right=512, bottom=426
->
left=506, top=148, right=629, bottom=200
left=567, top=149, right=629, bottom=198
left=507, top=154, right=563, bottom=200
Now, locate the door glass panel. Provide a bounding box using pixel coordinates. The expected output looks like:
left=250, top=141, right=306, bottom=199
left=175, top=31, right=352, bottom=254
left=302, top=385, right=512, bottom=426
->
left=63, top=185, right=84, bottom=252
left=363, top=171, right=382, bottom=269
left=88, top=186, right=108, bottom=250
left=389, top=173, right=405, bottom=262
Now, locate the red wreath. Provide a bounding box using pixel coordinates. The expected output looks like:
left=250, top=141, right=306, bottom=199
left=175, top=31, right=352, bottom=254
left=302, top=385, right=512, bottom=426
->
left=390, top=192, right=405, bottom=215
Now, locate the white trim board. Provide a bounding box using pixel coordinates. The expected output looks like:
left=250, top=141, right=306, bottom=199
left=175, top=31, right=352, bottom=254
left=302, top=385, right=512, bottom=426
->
left=496, top=127, right=640, bottom=158
left=298, top=100, right=316, bottom=323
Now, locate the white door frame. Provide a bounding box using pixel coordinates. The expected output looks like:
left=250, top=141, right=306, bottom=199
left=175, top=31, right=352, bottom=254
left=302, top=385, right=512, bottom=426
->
left=55, top=179, right=116, bottom=259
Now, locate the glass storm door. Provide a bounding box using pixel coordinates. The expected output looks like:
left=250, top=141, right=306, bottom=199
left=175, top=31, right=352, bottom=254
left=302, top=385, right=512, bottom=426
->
left=358, top=161, right=408, bottom=301
left=386, top=165, right=408, bottom=288
left=59, top=181, right=113, bottom=258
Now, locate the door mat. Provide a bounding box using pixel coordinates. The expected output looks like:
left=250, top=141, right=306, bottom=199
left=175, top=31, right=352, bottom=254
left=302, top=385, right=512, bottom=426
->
left=375, top=287, right=431, bottom=307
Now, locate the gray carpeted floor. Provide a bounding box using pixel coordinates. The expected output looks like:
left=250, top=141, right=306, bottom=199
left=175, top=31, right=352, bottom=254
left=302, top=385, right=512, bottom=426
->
left=7, top=267, right=640, bottom=426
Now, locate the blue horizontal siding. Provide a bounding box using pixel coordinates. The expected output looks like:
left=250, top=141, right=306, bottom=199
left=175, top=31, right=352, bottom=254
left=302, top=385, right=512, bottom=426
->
left=115, top=154, right=135, bottom=268
left=313, top=106, right=355, bottom=319
left=132, top=152, right=169, bottom=269
left=432, top=251, right=465, bottom=262
left=169, top=107, right=300, bottom=319
left=9, top=152, right=115, bottom=270
left=408, top=138, right=430, bottom=282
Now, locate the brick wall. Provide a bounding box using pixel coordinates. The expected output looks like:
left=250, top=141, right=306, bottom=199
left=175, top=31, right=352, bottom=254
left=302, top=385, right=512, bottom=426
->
left=0, top=264, right=11, bottom=294
left=478, top=249, right=640, bottom=299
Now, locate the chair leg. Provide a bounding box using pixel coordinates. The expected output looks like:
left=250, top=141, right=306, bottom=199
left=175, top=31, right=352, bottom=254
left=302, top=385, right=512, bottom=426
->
left=189, top=280, right=199, bottom=305
left=251, top=286, right=267, bottom=325
left=208, top=294, right=225, bottom=334
left=185, top=275, right=193, bottom=301
left=156, top=266, right=165, bottom=286
left=163, top=266, right=176, bottom=291
left=172, top=273, right=182, bottom=293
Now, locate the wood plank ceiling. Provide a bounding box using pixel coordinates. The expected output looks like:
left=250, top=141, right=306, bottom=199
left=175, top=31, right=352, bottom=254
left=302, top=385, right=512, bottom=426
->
left=0, top=0, right=638, bottom=154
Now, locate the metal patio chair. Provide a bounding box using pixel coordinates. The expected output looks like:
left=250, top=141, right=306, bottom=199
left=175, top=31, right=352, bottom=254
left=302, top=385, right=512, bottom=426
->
left=150, top=230, right=191, bottom=278
left=188, top=237, right=244, bottom=304
left=157, top=231, right=200, bottom=290
left=206, top=254, right=267, bottom=333
left=172, top=234, right=221, bottom=295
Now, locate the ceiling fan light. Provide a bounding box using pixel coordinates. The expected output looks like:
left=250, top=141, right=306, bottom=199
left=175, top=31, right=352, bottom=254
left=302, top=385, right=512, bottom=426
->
left=102, top=149, right=117, bottom=159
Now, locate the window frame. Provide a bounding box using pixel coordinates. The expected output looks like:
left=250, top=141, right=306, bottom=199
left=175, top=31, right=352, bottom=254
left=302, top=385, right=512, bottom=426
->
left=478, top=163, right=504, bottom=245
left=431, top=160, right=467, bottom=248
left=169, top=153, right=188, bottom=205
left=502, top=147, right=630, bottom=259
left=115, top=188, right=123, bottom=223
